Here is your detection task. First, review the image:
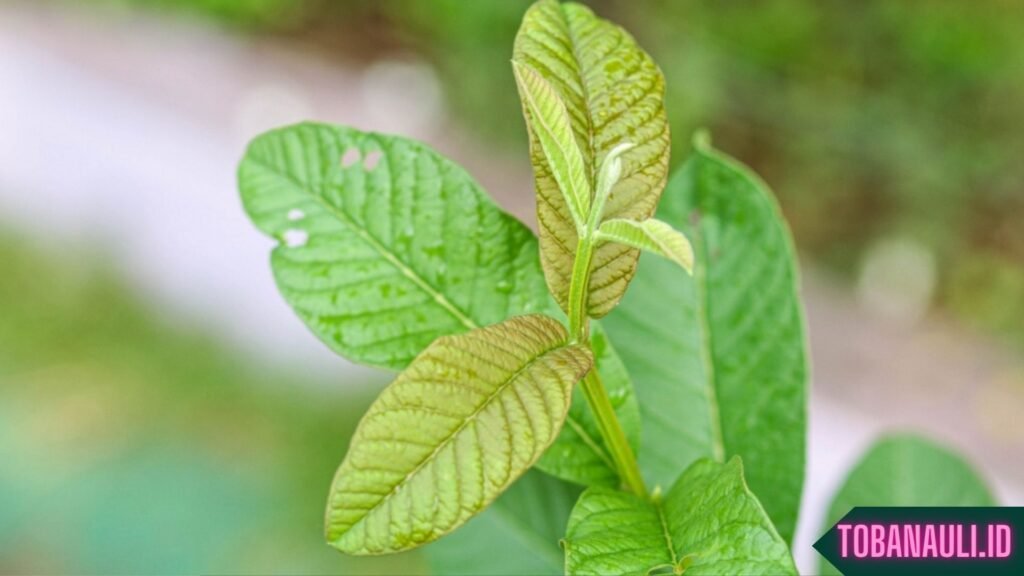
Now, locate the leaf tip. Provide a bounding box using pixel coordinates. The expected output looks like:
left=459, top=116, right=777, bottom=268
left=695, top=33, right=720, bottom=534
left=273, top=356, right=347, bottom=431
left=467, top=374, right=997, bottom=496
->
left=692, top=128, right=713, bottom=152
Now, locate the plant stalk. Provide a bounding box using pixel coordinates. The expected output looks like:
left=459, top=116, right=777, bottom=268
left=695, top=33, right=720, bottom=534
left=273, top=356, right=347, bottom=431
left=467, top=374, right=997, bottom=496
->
left=581, top=369, right=648, bottom=496
left=567, top=232, right=648, bottom=498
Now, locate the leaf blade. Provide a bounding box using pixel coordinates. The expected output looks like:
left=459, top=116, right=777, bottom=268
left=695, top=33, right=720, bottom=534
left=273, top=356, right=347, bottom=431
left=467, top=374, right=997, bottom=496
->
left=239, top=122, right=551, bottom=370
left=325, top=314, right=592, bottom=554
left=597, top=218, right=694, bottom=273
left=426, top=468, right=581, bottom=576
left=514, top=0, right=671, bottom=318
left=603, top=137, right=809, bottom=542
left=564, top=458, right=796, bottom=576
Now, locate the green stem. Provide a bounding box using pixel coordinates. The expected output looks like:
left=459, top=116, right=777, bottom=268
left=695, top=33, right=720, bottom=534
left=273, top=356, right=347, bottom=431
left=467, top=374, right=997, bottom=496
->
left=567, top=232, right=648, bottom=498
left=567, top=236, right=595, bottom=343
left=581, top=369, right=648, bottom=496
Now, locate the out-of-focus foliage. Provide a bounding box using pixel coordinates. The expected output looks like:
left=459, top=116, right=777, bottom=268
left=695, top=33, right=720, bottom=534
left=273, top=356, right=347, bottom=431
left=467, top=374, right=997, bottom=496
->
left=397, top=0, right=1024, bottom=347
left=0, top=232, right=425, bottom=574
left=78, top=0, right=304, bottom=28
left=91, top=0, right=1024, bottom=347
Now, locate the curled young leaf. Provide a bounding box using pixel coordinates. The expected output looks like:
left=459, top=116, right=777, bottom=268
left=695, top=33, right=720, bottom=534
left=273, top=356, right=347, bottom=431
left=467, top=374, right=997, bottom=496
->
left=593, top=142, right=635, bottom=215
left=514, top=0, right=670, bottom=318
left=596, top=218, right=694, bottom=274
left=513, top=61, right=591, bottom=231
left=564, top=458, right=796, bottom=576
left=325, top=314, right=592, bottom=554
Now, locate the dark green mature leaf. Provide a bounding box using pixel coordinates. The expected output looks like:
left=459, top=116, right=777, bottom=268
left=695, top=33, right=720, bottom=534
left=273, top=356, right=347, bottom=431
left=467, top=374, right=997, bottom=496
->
left=325, top=315, right=592, bottom=554
left=603, top=135, right=809, bottom=542
left=238, top=122, right=550, bottom=371
left=514, top=0, right=671, bottom=318
left=426, top=469, right=581, bottom=575
left=239, top=122, right=640, bottom=489
left=564, top=457, right=796, bottom=576
left=820, top=434, right=996, bottom=575
left=536, top=323, right=640, bottom=487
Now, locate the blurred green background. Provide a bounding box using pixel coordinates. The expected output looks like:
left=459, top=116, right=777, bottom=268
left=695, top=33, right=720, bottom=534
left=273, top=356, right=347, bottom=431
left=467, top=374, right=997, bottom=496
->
left=0, top=236, right=423, bottom=573
left=85, top=0, right=1024, bottom=347
left=2, top=0, right=1022, bottom=573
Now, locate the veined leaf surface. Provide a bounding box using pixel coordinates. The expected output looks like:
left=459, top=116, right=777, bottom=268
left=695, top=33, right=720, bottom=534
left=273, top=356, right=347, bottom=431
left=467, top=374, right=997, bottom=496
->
left=240, top=122, right=640, bottom=489
left=603, top=137, right=809, bottom=542
left=597, top=218, right=694, bottom=273
left=239, top=122, right=549, bottom=371
left=564, top=458, right=796, bottom=576
left=820, top=434, right=995, bottom=575
left=426, top=469, right=580, bottom=575
left=325, top=314, right=592, bottom=554
left=513, top=0, right=670, bottom=318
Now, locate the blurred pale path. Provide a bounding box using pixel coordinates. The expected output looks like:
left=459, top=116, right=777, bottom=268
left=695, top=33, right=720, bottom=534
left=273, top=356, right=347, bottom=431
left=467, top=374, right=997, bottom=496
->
left=0, top=2, right=533, bottom=384
left=0, top=3, right=1021, bottom=574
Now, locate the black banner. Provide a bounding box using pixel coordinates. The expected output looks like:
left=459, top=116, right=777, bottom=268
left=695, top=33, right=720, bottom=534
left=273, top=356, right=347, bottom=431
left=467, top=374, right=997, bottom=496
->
left=815, top=507, right=1023, bottom=575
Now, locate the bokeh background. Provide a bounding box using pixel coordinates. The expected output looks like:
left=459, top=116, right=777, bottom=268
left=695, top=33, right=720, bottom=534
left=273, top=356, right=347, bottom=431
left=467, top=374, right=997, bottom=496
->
left=1, top=0, right=1022, bottom=573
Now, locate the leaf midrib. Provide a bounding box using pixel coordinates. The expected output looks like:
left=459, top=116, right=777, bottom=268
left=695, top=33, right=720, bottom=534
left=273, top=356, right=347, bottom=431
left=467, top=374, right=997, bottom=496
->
left=654, top=498, right=680, bottom=569
left=339, top=330, right=574, bottom=545
left=252, top=156, right=478, bottom=331
left=692, top=216, right=726, bottom=462
left=565, top=414, right=615, bottom=471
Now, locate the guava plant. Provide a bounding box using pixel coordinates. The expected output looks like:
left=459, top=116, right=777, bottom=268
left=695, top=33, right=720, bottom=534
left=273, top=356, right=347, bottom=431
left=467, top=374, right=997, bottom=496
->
left=239, top=1, right=808, bottom=573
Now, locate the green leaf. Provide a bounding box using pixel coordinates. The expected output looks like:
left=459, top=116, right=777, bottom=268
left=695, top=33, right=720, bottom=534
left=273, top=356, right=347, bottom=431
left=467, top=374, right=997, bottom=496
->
left=512, top=61, right=591, bottom=230
left=597, top=218, right=694, bottom=273
left=238, top=122, right=550, bottom=371
left=513, top=0, right=670, bottom=318
left=820, top=434, right=996, bottom=575
left=324, top=314, right=592, bottom=554
left=240, top=123, right=641, bottom=489
left=564, top=457, right=796, bottom=576
left=426, top=468, right=581, bottom=576
left=536, top=323, right=640, bottom=487
left=602, top=135, right=809, bottom=543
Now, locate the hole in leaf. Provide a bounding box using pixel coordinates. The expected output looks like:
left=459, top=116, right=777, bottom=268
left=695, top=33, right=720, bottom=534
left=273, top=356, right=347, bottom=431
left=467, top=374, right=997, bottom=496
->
left=283, top=229, right=308, bottom=248
left=341, top=148, right=361, bottom=167
left=363, top=149, right=382, bottom=171
left=287, top=209, right=305, bottom=221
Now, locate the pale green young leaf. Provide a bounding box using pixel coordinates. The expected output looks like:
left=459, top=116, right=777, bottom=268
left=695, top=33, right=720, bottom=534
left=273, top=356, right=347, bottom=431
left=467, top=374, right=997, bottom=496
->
left=512, top=61, right=590, bottom=230
left=238, top=122, right=550, bottom=371
left=593, top=142, right=635, bottom=212
left=603, top=135, right=809, bottom=543
left=426, top=469, right=580, bottom=575
left=820, top=434, right=995, bottom=575
left=596, top=218, right=694, bottom=273
left=536, top=323, right=640, bottom=487
left=325, top=314, right=592, bottom=554
left=564, top=457, right=796, bottom=576
left=513, top=0, right=670, bottom=318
